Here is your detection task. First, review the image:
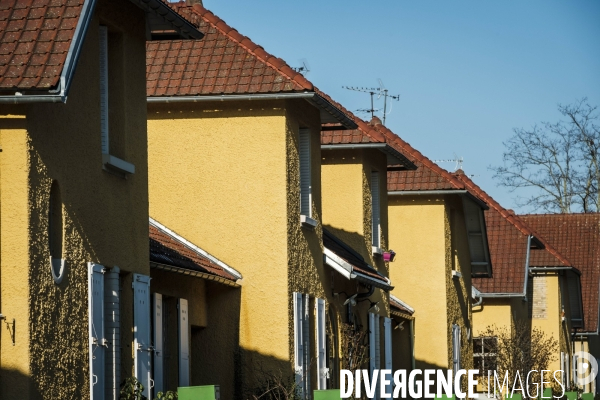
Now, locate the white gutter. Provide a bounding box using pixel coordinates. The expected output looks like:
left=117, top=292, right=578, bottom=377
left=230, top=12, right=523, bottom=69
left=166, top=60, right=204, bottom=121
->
left=0, top=0, right=97, bottom=104
left=147, top=92, right=358, bottom=130
left=323, top=248, right=393, bottom=291
left=479, top=235, right=532, bottom=299
left=149, top=217, right=243, bottom=281
left=389, top=190, right=489, bottom=210
left=389, top=293, right=415, bottom=314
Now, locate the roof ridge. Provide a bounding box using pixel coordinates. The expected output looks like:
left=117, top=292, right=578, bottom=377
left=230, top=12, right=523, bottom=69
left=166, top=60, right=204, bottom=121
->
left=190, top=4, right=313, bottom=92
left=374, top=124, right=464, bottom=190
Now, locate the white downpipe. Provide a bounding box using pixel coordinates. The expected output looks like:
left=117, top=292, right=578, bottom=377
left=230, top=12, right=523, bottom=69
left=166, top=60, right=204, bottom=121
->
left=104, top=267, right=120, bottom=400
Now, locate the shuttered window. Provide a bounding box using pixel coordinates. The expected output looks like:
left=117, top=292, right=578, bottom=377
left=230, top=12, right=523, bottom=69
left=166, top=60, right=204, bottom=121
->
left=99, top=25, right=109, bottom=155
left=133, top=274, right=152, bottom=398
left=178, top=298, right=190, bottom=387
left=452, top=324, right=461, bottom=374
left=294, top=292, right=311, bottom=399
left=316, top=298, right=327, bottom=390
left=153, top=293, right=164, bottom=395
left=299, top=129, right=312, bottom=217
left=369, top=312, right=381, bottom=400
left=371, top=171, right=381, bottom=247
left=104, top=268, right=120, bottom=400
left=89, top=263, right=106, bottom=400
left=463, top=199, right=491, bottom=276
left=384, top=317, right=393, bottom=396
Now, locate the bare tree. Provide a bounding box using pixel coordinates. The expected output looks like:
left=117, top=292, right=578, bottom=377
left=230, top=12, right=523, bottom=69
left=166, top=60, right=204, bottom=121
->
left=478, top=325, right=558, bottom=399
left=491, top=99, right=600, bottom=213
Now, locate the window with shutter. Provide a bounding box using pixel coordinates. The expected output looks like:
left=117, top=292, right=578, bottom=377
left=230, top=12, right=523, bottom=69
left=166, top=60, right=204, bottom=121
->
left=133, top=274, right=152, bottom=398
left=384, top=317, right=392, bottom=396
left=463, top=199, right=491, bottom=277
left=104, top=267, right=120, bottom=400
left=371, top=171, right=381, bottom=248
left=299, top=129, right=312, bottom=218
left=89, top=263, right=106, bottom=400
left=178, top=298, right=190, bottom=387
left=98, top=25, right=134, bottom=175
left=303, top=294, right=311, bottom=396
left=316, top=298, right=327, bottom=390
left=369, top=313, right=381, bottom=400
left=452, top=324, right=461, bottom=374
left=293, top=292, right=305, bottom=398
left=153, top=293, right=164, bottom=395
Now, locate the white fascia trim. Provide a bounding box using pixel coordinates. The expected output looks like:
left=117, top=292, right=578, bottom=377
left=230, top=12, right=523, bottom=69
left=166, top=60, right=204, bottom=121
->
left=323, top=248, right=352, bottom=280
left=149, top=217, right=243, bottom=280
left=389, top=294, right=415, bottom=314
left=351, top=271, right=393, bottom=291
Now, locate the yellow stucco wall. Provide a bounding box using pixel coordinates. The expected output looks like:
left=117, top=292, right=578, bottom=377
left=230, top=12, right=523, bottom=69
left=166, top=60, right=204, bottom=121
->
left=0, top=0, right=149, bottom=398
left=147, top=98, right=325, bottom=397
left=387, top=194, right=473, bottom=370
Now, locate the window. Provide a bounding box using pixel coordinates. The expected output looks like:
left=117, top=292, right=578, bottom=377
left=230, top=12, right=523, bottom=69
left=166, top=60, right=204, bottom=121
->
left=49, top=181, right=65, bottom=283
left=99, top=25, right=134, bottom=176
left=299, top=129, right=316, bottom=228
left=473, top=336, right=497, bottom=374
left=294, top=292, right=311, bottom=399
left=371, top=171, right=381, bottom=250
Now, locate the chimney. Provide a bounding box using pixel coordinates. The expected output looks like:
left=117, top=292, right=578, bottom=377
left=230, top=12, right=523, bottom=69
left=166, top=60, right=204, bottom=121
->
left=186, top=0, right=202, bottom=5
left=369, top=116, right=382, bottom=126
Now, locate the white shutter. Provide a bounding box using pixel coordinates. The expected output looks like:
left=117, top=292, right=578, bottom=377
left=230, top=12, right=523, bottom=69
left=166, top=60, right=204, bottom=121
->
left=178, top=298, right=190, bottom=387
left=133, top=274, right=152, bottom=398
left=371, top=171, right=380, bottom=247
left=384, top=317, right=392, bottom=396
left=104, top=267, right=120, bottom=400
left=369, top=313, right=381, bottom=400
left=452, top=324, right=461, bottom=374
left=89, top=263, right=105, bottom=400
left=316, top=298, right=327, bottom=390
left=299, top=129, right=311, bottom=217
left=303, top=294, right=311, bottom=397
left=293, top=292, right=305, bottom=398
left=153, top=293, right=164, bottom=395
left=99, top=25, right=109, bottom=154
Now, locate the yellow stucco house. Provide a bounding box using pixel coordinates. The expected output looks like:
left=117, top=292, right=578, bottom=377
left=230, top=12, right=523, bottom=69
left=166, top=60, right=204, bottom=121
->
left=521, top=213, right=600, bottom=394
left=380, top=127, right=493, bottom=374
left=453, top=172, right=583, bottom=392
left=0, top=0, right=201, bottom=398
left=144, top=3, right=413, bottom=398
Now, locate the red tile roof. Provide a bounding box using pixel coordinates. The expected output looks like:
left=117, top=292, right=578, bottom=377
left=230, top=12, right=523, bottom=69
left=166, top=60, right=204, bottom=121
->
left=0, top=0, right=85, bottom=91
left=452, top=171, right=572, bottom=294
left=146, top=2, right=313, bottom=97
left=149, top=221, right=238, bottom=282
left=521, top=214, right=600, bottom=333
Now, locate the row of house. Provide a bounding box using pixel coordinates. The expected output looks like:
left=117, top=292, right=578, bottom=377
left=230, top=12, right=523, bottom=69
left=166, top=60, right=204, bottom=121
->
left=0, top=0, right=599, bottom=399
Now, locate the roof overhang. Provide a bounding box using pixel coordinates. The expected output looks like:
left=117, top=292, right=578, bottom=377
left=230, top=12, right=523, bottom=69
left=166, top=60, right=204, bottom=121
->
left=147, top=92, right=357, bottom=130
left=0, top=0, right=203, bottom=104
left=130, top=0, right=204, bottom=40
left=150, top=261, right=240, bottom=287
left=321, top=143, right=417, bottom=169
left=388, top=189, right=488, bottom=210
left=323, top=247, right=393, bottom=291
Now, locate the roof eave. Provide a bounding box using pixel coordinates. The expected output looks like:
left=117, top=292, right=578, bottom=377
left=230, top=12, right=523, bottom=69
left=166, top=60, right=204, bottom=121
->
left=321, top=143, right=416, bottom=168
left=132, top=0, right=204, bottom=39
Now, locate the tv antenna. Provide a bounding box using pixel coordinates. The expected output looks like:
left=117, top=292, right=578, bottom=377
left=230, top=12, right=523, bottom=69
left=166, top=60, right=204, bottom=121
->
left=292, top=59, right=311, bottom=76
left=376, top=79, right=400, bottom=126
left=343, top=79, right=400, bottom=125
left=433, top=153, right=464, bottom=172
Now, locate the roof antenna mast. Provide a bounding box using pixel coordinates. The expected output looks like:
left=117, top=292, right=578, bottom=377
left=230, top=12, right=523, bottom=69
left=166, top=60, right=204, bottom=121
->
left=343, top=79, right=400, bottom=125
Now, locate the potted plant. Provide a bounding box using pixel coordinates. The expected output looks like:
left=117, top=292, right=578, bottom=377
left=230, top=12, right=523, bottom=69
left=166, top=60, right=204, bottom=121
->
left=382, top=250, right=396, bottom=262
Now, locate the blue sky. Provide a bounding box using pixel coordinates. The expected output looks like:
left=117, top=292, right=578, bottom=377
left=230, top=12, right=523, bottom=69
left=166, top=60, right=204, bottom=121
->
left=205, top=0, right=600, bottom=212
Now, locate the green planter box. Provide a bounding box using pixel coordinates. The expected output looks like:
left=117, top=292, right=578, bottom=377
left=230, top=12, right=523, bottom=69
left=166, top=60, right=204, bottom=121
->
left=506, top=395, right=523, bottom=400
left=540, top=388, right=553, bottom=399
left=314, top=389, right=342, bottom=400
left=566, top=392, right=578, bottom=400
left=582, top=393, right=594, bottom=400
left=178, top=385, right=220, bottom=400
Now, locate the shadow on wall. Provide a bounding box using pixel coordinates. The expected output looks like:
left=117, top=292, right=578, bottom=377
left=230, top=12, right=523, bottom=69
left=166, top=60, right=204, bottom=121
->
left=0, top=367, right=40, bottom=399
left=192, top=281, right=297, bottom=399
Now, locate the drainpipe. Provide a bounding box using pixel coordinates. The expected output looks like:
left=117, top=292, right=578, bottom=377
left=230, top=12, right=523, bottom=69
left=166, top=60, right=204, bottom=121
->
left=410, top=319, right=416, bottom=371
left=105, top=267, right=120, bottom=400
